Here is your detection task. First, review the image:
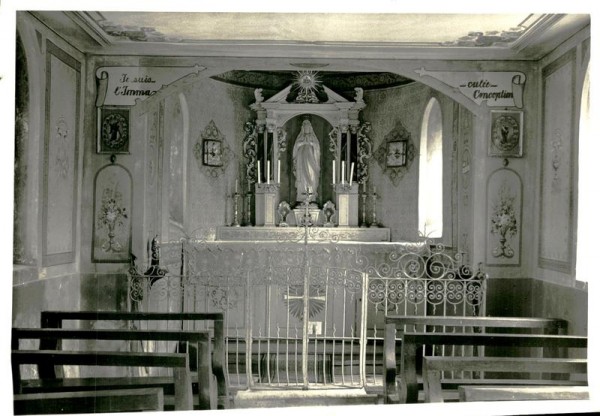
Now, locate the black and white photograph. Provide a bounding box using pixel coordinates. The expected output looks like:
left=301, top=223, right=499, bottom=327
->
left=2, top=2, right=598, bottom=416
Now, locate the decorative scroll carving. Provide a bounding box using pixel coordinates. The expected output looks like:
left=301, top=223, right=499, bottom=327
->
left=243, top=121, right=258, bottom=185
left=374, top=121, right=415, bottom=186
left=328, top=126, right=339, bottom=155
left=277, top=127, right=287, bottom=155
left=356, top=122, right=372, bottom=185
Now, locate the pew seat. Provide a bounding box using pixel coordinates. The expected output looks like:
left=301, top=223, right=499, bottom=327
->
left=14, top=387, right=164, bottom=414
left=12, top=350, right=193, bottom=410
left=422, top=356, right=587, bottom=403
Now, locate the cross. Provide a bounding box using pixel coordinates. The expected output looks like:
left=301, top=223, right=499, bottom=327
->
left=283, top=286, right=327, bottom=321
left=299, top=187, right=314, bottom=227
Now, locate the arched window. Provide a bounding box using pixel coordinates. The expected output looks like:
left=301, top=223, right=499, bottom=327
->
left=418, top=98, right=443, bottom=238
left=576, top=65, right=591, bottom=283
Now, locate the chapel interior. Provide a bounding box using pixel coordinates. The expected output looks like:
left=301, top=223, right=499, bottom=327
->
left=10, top=10, right=594, bottom=413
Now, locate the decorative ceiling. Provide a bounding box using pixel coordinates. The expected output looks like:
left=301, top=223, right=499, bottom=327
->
left=93, top=12, right=533, bottom=46
left=27, top=11, right=590, bottom=61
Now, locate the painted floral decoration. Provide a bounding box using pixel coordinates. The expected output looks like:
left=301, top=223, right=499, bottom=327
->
left=98, top=190, right=128, bottom=252
left=490, top=187, right=517, bottom=258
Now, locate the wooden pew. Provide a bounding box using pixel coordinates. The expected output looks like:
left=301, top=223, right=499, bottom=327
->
left=12, top=327, right=213, bottom=410
left=39, top=310, right=229, bottom=409
left=14, top=387, right=164, bottom=414
left=394, top=332, right=587, bottom=404
left=383, top=315, right=570, bottom=404
left=12, top=350, right=193, bottom=410
left=457, top=385, right=590, bottom=402
left=422, top=356, right=587, bottom=402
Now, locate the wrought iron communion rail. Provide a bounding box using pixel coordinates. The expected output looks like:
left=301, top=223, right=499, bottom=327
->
left=128, top=237, right=486, bottom=390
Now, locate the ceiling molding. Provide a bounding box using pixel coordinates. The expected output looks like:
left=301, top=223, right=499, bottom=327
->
left=510, top=14, right=566, bottom=53
left=82, top=41, right=529, bottom=61
left=66, top=12, right=113, bottom=47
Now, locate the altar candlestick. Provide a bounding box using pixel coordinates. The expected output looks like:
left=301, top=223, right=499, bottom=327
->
left=277, top=160, right=281, bottom=183
left=267, top=161, right=271, bottom=185
left=257, top=161, right=261, bottom=184
left=349, top=163, right=354, bottom=186
left=332, top=160, right=336, bottom=184
left=341, top=161, right=345, bottom=184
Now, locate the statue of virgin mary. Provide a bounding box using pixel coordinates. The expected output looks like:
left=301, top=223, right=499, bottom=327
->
left=293, top=119, right=321, bottom=204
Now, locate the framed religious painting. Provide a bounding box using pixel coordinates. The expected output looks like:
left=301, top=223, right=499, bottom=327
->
left=203, top=139, right=223, bottom=166
left=97, top=106, right=130, bottom=154
left=386, top=140, right=408, bottom=167
left=489, top=110, right=523, bottom=157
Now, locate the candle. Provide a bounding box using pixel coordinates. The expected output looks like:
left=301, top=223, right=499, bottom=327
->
left=257, top=161, right=261, bottom=184
left=349, top=163, right=354, bottom=186
left=341, top=161, right=345, bottom=184
left=332, top=160, right=336, bottom=184
left=277, top=160, right=281, bottom=183
left=373, top=185, right=377, bottom=195
left=267, top=160, right=271, bottom=185
left=363, top=181, right=366, bottom=193
left=235, top=179, right=239, bottom=194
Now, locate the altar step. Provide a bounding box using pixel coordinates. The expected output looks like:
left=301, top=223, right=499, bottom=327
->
left=232, top=387, right=381, bottom=408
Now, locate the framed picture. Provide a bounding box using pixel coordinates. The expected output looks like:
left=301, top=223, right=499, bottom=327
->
left=97, top=106, right=130, bottom=154
left=203, top=139, right=223, bottom=166
left=386, top=140, right=407, bottom=167
left=489, top=110, right=523, bottom=157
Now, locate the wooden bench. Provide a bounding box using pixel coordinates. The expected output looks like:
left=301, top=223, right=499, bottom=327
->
left=14, top=387, right=164, bottom=414
left=394, top=332, right=587, bottom=404
left=12, top=350, right=193, bottom=410
left=457, top=385, right=590, bottom=402
left=12, top=327, right=213, bottom=410
left=383, top=315, right=571, bottom=404
left=423, top=356, right=588, bottom=402
left=40, top=310, right=229, bottom=409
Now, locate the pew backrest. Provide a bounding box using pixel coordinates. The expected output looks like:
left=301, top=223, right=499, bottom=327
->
left=457, top=385, right=590, bottom=402
left=394, top=332, right=587, bottom=404
left=12, top=327, right=213, bottom=410
left=383, top=316, right=573, bottom=404
left=385, top=315, right=569, bottom=334
left=39, top=310, right=228, bottom=409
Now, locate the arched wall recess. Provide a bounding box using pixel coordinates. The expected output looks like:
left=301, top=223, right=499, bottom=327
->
left=92, top=163, right=133, bottom=263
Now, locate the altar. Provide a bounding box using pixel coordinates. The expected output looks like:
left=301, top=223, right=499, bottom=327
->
left=238, top=71, right=376, bottom=232
left=216, top=226, right=391, bottom=242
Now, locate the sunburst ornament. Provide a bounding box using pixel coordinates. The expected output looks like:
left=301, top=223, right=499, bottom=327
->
left=293, top=70, right=321, bottom=103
